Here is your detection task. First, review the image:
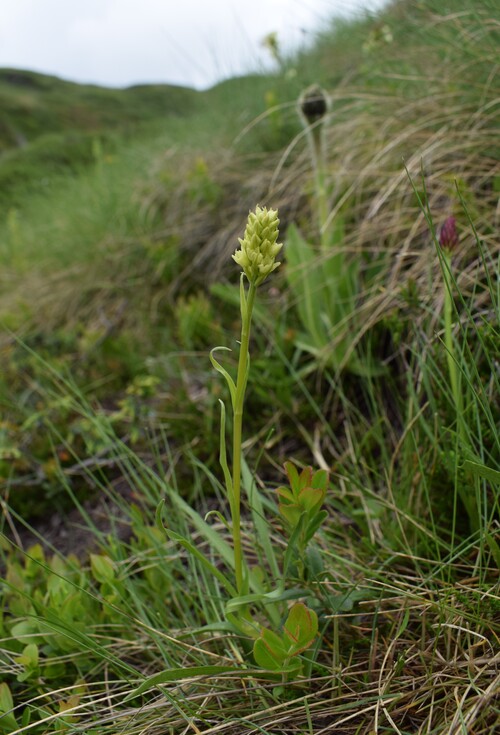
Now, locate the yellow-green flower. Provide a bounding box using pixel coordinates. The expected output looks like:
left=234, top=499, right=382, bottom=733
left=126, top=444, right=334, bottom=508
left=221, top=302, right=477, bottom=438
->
left=233, top=206, right=283, bottom=285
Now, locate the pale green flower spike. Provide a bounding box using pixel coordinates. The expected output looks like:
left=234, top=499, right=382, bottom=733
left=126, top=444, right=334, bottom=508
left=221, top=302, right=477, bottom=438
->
left=232, top=205, right=283, bottom=285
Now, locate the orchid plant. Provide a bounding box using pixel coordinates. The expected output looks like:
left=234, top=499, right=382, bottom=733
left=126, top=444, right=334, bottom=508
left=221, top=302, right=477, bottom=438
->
left=152, top=206, right=328, bottom=683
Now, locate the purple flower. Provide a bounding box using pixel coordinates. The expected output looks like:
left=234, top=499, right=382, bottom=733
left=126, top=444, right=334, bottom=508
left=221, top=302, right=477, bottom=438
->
left=439, top=216, right=459, bottom=251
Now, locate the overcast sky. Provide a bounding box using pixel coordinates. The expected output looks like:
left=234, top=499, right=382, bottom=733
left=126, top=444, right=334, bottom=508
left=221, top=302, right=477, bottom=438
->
left=0, top=0, right=387, bottom=90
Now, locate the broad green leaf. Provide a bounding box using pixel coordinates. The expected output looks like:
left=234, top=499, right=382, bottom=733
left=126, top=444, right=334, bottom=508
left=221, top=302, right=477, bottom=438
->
left=279, top=502, right=302, bottom=529
left=0, top=683, right=17, bottom=733
left=90, top=554, right=116, bottom=584
left=253, top=629, right=288, bottom=670
left=0, top=684, right=14, bottom=714
left=311, top=469, right=329, bottom=492
left=276, top=486, right=295, bottom=504
left=283, top=603, right=318, bottom=655
left=10, top=619, right=40, bottom=646
left=14, top=643, right=39, bottom=669
left=298, top=486, right=325, bottom=514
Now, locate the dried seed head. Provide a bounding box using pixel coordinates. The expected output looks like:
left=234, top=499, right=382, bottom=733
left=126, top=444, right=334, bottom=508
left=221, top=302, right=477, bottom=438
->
left=299, top=84, right=328, bottom=125
left=233, top=206, right=283, bottom=285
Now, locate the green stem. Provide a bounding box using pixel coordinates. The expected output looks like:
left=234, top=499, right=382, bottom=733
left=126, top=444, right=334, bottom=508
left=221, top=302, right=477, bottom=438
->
left=232, top=280, right=257, bottom=594
left=443, top=251, right=479, bottom=529
left=310, top=125, right=329, bottom=250
left=443, top=252, right=465, bottom=444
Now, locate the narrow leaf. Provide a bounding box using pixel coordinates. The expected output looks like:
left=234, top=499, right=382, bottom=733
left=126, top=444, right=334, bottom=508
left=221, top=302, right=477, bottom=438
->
left=463, top=460, right=500, bottom=485
left=284, top=460, right=300, bottom=494
left=241, top=458, right=281, bottom=591
left=225, top=586, right=307, bottom=614
left=156, top=499, right=237, bottom=597
left=298, top=466, right=313, bottom=492
left=125, top=666, right=246, bottom=700
left=218, top=399, right=233, bottom=504
left=209, top=346, right=236, bottom=408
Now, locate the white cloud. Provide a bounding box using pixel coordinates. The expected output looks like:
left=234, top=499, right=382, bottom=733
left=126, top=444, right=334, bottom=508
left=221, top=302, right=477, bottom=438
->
left=0, top=0, right=386, bottom=89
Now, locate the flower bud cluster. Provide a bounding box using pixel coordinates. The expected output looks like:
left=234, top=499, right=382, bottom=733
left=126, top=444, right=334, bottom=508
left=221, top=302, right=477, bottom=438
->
left=299, top=84, right=328, bottom=125
left=233, top=206, right=283, bottom=285
left=439, top=216, right=459, bottom=252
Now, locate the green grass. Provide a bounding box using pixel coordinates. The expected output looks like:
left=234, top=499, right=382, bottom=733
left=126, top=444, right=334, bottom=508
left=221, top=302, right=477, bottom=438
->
left=0, top=0, right=499, bottom=732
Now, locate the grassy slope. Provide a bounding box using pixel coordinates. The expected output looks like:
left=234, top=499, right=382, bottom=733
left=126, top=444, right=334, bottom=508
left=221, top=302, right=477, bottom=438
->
left=0, top=68, right=200, bottom=148
left=0, top=0, right=499, bottom=733
left=0, top=68, right=203, bottom=211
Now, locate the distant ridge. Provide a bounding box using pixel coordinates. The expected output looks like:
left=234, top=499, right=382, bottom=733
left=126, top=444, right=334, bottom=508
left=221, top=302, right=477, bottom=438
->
left=0, top=68, right=201, bottom=153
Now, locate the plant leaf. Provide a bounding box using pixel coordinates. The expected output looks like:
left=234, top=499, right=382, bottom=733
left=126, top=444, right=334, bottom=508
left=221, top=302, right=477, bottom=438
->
left=209, top=346, right=236, bottom=408
left=286, top=224, right=328, bottom=348
left=125, top=666, right=249, bottom=700
left=217, top=399, right=233, bottom=504
left=298, top=466, right=313, bottom=492
left=253, top=629, right=288, bottom=670
left=284, top=460, right=300, bottom=493
left=90, top=554, right=116, bottom=584
left=279, top=502, right=302, bottom=529
left=305, top=509, right=329, bottom=544
left=311, top=469, right=329, bottom=492
left=155, top=499, right=237, bottom=597
left=225, top=586, right=308, bottom=614
left=463, top=460, right=500, bottom=484
left=298, top=486, right=325, bottom=514
left=276, top=486, right=295, bottom=504
left=283, top=603, right=318, bottom=655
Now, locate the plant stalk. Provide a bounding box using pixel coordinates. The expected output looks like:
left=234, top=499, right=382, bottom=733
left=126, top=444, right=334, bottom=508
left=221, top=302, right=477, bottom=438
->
left=231, top=280, right=256, bottom=594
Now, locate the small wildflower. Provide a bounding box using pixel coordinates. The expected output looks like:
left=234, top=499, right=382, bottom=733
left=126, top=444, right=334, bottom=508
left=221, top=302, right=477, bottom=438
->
left=299, top=85, right=328, bottom=125
left=439, top=216, right=459, bottom=252
left=233, top=206, right=283, bottom=285
left=261, top=32, right=281, bottom=64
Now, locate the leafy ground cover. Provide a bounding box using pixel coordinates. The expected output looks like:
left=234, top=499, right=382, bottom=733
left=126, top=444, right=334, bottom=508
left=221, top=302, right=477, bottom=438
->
left=0, top=0, right=499, bottom=732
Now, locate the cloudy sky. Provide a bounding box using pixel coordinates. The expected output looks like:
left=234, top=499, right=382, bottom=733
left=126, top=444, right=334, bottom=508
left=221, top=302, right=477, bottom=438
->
left=0, top=0, right=386, bottom=90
